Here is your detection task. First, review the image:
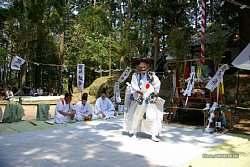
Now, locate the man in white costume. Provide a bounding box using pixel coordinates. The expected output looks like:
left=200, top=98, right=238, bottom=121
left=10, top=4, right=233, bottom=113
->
left=93, top=89, right=116, bottom=119
left=75, top=93, right=93, bottom=121
left=54, top=93, right=76, bottom=124
left=128, top=58, right=164, bottom=142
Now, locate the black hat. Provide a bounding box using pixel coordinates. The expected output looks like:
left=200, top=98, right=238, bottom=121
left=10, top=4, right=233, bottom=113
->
left=135, top=57, right=153, bottom=66
left=65, top=93, right=73, bottom=98
left=81, top=93, right=88, bottom=100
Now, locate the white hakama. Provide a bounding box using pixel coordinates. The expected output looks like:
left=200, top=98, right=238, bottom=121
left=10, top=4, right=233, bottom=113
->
left=54, top=100, right=75, bottom=124
left=75, top=101, right=93, bottom=121
left=93, top=97, right=115, bottom=119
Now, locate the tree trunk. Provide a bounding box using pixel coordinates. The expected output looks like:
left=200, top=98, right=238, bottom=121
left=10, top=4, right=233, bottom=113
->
left=59, top=32, right=65, bottom=65
left=210, top=0, right=214, bottom=22
left=109, top=34, right=112, bottom=76
left=127, top=0, right=132, bottom=20
left=195, top=0, right=198, bottom=30
left=3, top=55, right=7, bottom=84
left=118, top=0, right=124, bottom=36
left=20, top=63, right=27, bottom=88
left=153, top=15, right=159, bottom=70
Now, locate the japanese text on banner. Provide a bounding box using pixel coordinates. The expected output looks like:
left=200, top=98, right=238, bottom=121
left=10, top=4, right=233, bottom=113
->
left=77, top=64, right=85, bottom=92
left=206, top=64, right=229, bottom=91
left=118, top=67, right=132, bottom=83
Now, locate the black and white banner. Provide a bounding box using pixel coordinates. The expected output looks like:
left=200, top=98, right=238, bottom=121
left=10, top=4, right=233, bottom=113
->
left=113, top=81, right=121, bottom=103
left=206, top=64, right=229, bottom=91
left=11, top=56, right=25, bottom=70
left=117, top=66, right=132, bottom=83
left=77, top=64, right=85, bottom=92
left=183, top=72, right=195, bottom=97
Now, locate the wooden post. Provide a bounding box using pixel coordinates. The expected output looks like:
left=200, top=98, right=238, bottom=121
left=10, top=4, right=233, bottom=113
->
left=109, top=34, right=112, bottom=76
left=235, top=70, right=240, bottom=115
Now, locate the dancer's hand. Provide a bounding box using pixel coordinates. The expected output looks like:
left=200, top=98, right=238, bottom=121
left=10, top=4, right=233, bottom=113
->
left=137, top=90, right=144, bottom=95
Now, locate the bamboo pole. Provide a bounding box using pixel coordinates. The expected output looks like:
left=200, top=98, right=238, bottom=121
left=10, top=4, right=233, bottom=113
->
left=109, top=34, right=112, bottom=76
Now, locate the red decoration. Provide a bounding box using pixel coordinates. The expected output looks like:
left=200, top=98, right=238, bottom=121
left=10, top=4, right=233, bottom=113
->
left=146, top=83, right=150, bottom=89
left=184, top=66, right=190, bottom=79
left=200, top=0, right=206, bottom=65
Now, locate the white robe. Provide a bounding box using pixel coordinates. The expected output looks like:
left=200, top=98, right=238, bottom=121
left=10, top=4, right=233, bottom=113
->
left=94, top=97, right=115, bottom=118
left=129, top=72, right=164, bottom=136
left=124, top=84, right=135, bottom=132
left=75, top=101, right=93, bottom=121
left=54, top=100, right=75, bottom=124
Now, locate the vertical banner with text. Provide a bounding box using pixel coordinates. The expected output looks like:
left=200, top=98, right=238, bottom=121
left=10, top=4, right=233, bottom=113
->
left=77, top=64, right=85, bottom=92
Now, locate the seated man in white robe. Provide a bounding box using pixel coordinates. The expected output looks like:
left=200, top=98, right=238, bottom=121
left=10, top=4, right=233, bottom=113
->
left=54, top=93, right=76, bottom=124
left=93, top=89, right=116, bottom=119
left=75, top=93, right=93, bottom=121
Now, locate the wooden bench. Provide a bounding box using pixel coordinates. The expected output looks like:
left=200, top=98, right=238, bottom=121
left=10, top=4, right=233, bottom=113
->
left=166, top=106, right=208, bottom=129
left=166, top=106, right=233, bottom=130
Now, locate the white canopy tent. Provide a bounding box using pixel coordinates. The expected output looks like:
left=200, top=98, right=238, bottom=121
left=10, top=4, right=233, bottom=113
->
left=231, top=42, right=250, bottom=114
left=232, top=42, right=250, bottom=70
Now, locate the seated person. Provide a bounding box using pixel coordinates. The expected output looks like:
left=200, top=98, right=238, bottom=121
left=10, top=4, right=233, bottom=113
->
left=93, top=89, right=116, bottom=119
left=54, top=93, right=76, bottom=124
left=37, top=87, right=43, bottom=96
left=75, top=93, right=93, bottom=121
left=30, top=87, right=37, bottom=96
left=3, top=87, right=14, bottom=101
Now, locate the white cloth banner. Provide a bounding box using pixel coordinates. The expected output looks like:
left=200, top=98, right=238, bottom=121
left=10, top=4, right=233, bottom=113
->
left=206, top=64, right=229, bottom=91
left=117, top=66, right=132, bottom=83
left=77, top=64, right=85, bottom=92
left=11, top=56, right=25, bottom=70
left=113, top=81, right=121, bottom=103
left=183, top=72, right=195, bottom=97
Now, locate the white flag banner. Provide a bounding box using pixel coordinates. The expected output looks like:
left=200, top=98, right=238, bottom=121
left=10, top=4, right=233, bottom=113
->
left=113, top=81, right=121, bottom=103
left=206, top=64, right=229, bottom=91
left=77, top=64, right=85, bottom=92
left=183, top=72, right=195, bottom=97
left=118, top=66, right=132, bottom=83
left=11, top=56, right=25, bottom=70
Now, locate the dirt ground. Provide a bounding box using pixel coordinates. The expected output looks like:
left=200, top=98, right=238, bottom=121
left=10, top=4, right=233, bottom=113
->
left=0, top=105, right=56, bottom=121
left=224, top=74, right=250, bottom=136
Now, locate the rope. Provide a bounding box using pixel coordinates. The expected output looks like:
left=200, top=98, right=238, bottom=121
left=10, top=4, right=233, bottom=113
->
left=200, top=0, right=206, bottom=66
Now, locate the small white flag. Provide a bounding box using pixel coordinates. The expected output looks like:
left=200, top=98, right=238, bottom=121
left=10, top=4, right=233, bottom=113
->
left=118, top=67, right=132, bottom=83
left=77, top=64, right=85, bottom=92
left=206, top=64, right=229, bottom=91
left=11, top=56, right=25, bottom=70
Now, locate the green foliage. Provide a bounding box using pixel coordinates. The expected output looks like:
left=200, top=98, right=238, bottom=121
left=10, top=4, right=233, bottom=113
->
left=66, top=4, right=121, bottom=70
left=205, top=23, right=226, bottom=61
left=0, top=0, right=237, bottom=90
left=167, top=28, right=191, bottom=61
left=0, top=49, right=7, bottom=65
